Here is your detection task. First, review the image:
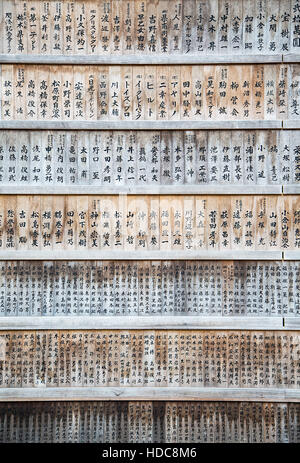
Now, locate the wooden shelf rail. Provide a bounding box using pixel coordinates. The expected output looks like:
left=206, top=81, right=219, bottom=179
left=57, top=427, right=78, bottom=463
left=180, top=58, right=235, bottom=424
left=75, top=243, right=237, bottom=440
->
left=0, top=316, right=287, bottom=331
left=0, top=185, right=284, bottom=195
left=0, top=121, right=284, bottom=130
left=0, top=54, right=284, bottom=65
left=0, top=251, right=284, bottom=261
left=0, top=387, right=299, bottom=403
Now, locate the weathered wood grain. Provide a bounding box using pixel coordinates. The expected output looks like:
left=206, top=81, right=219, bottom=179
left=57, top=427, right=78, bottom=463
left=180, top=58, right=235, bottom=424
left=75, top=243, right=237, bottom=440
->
left=0, top=64, right=298, bottom=121
left=0, top=121, right=284, bottom=129
left=0, top=260, right=299, bottom=316
left=0, top=387, right=299, bottom=402
left=0, top=186, right=283, bottom=194
left=0, top=316, right=285, bottom=330
left=0, top=329, right=299, bottom=389
left=0, top=251, right=284, bottom=261
left=284, top=318, right=300, bottom=329
left=0, top=195, right=295, bottom=252
left=0, top=0, right=299, bottom=446
left=0, top=54, right=284, bottom=65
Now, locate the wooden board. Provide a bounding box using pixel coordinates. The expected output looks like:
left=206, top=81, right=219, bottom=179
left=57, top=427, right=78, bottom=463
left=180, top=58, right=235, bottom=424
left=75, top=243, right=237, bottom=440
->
left=0, top=329, right=298, bottom=389
left=0, top=260, right=298, bottom=317
left=0, top=129, right=297, bottom=191
left=0, top=400, right=299, bottom=442
left=0, top=195, right=296, bottom=252
left=0, top=64, right=296, bottom=121
left=0, top=0, right=295, bottom=58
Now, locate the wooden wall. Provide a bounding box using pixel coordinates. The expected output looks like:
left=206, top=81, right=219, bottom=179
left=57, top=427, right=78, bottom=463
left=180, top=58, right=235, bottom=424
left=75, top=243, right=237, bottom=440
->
left=0, top=0, right=300, bottom=443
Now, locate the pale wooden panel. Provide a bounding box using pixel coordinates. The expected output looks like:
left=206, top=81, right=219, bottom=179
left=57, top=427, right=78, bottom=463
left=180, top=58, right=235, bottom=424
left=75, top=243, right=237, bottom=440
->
left=0, top=388, right=299, bottom=402
left=284, top=318, right=300, bottom=329
left=0, top=129, right=294, bottom=191
left=0, top=330, right=299, bottom=388
left=0, top=54, right=284, bottom=64
left=0, top=195, right=294, bottom=252
left=0, top=0, right=298, bottom=447
left=0, top=0, right=295, bottom=58
left=0, top=121, right=283, bottom=129
left=284, top=54, right=300, bottom=63
left=0, top=64, right=295, bottom=121
left=0, top=250, right=283, bottom=261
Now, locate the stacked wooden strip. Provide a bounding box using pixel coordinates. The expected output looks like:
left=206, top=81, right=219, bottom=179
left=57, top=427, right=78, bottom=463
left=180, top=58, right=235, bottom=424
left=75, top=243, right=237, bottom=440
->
left=1, top=64, right=297, bottom=121
left=0, top=401, right=299, bottom=443
left=0, top=0, right=296, bottom=57
left=0, top=130, right=299, bottom=188
left=1, top=0, right=300, bottom=445
left=0, top=260, right=299, bottom=317
left=0, top=195, right=299, bottom=252
left=0, top=330, right=299, bottom=388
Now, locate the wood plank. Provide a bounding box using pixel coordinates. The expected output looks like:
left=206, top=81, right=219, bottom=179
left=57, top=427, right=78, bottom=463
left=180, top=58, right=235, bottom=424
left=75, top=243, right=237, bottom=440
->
left=0, top=260, right=296, bottom=317
left=0, top=129, right=292, bottom=191
left=0, top=387, right=299, bottom=402
left=0, top=120, right=284, bottom=130
left=0, top=316, right=284, bottom=331
left=0, top=185, right=283, bottom=195
left=283, top=120, right=300, bottom=128
left=283, top=54, right=300, bottom=62
left=0, top=400, right=298, bottom=443
left=0, top=54, right=284, bottom=65
left=283, top=318, right=300, bottom=329
left=0, top=250, right=283, bottom=261
left=283, top=185, right=300, bottom=193
left=283, top=251, right=300, bottom=260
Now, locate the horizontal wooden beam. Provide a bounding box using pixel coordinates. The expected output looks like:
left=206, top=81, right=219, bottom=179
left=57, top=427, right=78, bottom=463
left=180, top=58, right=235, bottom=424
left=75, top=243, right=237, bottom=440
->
left=0, top=387, right=298, bottom=402
left=284, top=318, right=300, bottom=329
left=282, top=121, right=300, bottom=129
left=282, top=53, right=300, bottom=62
left=0, top=54, right=283, bottom=65
left=283, top=185, right=300, bottom=194
left=0, top=250, right=283, bottom=261
left=0, top=120, right=283, bottom=130
left=0, top=185, right=283, bottom=195
left=0, top=316, right=285, bottom=331
left=283, top=251, right=300, bottom=260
